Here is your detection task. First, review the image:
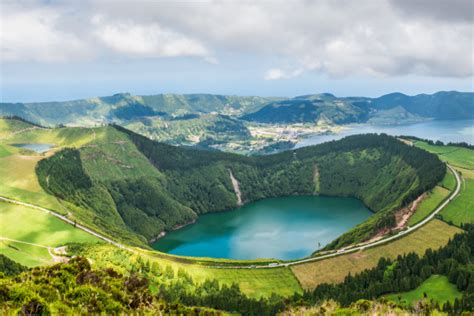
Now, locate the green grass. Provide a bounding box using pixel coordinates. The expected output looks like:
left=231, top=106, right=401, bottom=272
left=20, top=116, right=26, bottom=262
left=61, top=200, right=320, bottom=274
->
left=385, top=275, right=462, bottom=306
left=77, top=243, right=302, bottom=298
left=413, top=141, right=474, bottom=227
left=440, top=168, right=456, bottom=191
left=0, top=240, right=52, bottom=267
left=408, top=186, right=450, bottom=226
left=0, top=203, right=99, bottom=246
left=414, top=141, right=474, bottom=170
left=439, top=178, right=474, bottom=226
left=185, top=265, right=302, bottom=298
left=0, top=145, right=11, bottom=158
left=0, top=203, right=100, bottom=266
left=291, top=220, right=461, bottom=290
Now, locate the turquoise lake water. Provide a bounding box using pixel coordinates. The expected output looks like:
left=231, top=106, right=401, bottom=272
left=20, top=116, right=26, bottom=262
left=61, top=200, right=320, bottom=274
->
left=152, top=196, right=372, bottom=260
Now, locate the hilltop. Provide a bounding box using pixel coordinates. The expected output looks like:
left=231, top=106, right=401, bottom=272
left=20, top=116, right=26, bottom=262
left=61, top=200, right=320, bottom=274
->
left=242, top=91, right=474, bottom=124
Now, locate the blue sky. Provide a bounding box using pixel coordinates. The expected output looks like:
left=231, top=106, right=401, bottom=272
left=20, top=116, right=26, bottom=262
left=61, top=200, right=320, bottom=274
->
left=1, top=0, right=473, bottom=102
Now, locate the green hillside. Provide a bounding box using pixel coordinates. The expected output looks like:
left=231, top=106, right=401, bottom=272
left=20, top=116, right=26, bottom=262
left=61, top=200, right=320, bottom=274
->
left=241, top=96, right=368, bottom=124
left=385, top=275, right=462, bottom=307
left=241, top=91, right=473, bottom=124
left=371, top=91, right=474, bottom=120
left=33, top=123, right=445, bottom=250
left=124, top=114, right=251, bottom=147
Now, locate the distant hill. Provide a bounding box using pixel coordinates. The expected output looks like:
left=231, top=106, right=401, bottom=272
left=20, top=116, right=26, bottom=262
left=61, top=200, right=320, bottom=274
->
left=370, top=91, right=474, bottom=120
left=240, top=94, right=368, bottom=124
left=1, top=91, right=471, bottom=127
left=0, top=93, right=280, bottom=126
left=241, top=91, right=474, bottom=124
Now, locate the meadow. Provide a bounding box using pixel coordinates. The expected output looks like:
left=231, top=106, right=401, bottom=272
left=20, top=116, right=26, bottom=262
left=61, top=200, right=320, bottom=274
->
left=408, top=185, right=450, bottom=226
left=414, top=141, right=474, bottom=170
left=413, top=140, right=474, bottom=227
left=385, top=275, right=462, bottom=306
left=0, top=203, right=99, bottom=266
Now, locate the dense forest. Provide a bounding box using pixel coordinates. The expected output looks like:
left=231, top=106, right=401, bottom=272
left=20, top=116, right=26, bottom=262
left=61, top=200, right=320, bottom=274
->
left=36, top=126, right=445, bottom=249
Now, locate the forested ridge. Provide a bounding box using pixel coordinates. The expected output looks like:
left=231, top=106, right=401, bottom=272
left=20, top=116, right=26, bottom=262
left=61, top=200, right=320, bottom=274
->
left=36, top=125, right=444, bottom=249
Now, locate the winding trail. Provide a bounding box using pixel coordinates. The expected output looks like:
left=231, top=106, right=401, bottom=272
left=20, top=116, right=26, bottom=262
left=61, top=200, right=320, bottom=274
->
left=0, top=164, right=461, bottom=269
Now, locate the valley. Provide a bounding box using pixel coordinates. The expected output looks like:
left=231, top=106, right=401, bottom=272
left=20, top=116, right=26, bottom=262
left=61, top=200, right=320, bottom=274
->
left=0, top=115, right=472, bottom=314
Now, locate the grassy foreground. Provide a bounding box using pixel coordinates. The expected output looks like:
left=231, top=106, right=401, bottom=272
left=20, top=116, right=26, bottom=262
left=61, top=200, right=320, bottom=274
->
left=385, top=275, right=462, bottom=307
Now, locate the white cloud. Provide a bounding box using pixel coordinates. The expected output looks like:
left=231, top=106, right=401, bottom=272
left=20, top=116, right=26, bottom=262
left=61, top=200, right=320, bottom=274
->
left=1, top=0, right=472, bottom=78
left=264, top=68, right=304, bottom=80
left=0, top=5, right=92, bottom=62
left=93, top=18, right=210, bottom=58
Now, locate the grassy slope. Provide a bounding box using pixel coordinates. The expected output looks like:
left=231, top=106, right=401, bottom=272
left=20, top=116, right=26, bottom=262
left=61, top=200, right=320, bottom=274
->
left=0, top=124, right=99, bottom=213
left=413, top=140, right=474, bottom=226
left=0, top=241, right=51, bottom=267
left=77, top=243, right=302, bottom=299
left=408, top=186, right=450, bottom=226
left=0, top=203, right=99, bottom=267
left=291, top=219, right=461, bottom=290
left=441, top=168, right=456, bottom=191
left=385, top=275, right=462, bottom=306
left=441, top=178, right=474, bottom=226
left=414, top=141, right=474, bottom=169
left=124, top=114, right=250, bottom=145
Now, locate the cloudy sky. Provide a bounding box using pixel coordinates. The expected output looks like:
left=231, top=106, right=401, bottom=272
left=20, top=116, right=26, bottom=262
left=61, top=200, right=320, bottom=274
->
left=1, top=0, right=473, bottom=102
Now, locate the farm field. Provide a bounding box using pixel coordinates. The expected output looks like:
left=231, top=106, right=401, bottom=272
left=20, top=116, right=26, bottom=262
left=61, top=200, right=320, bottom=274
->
left=291, top=219, right=461, bottom=290
left=440, top=169, right=456, bottom=191
left=408, top=186, right=450, bottom=226
left=439, top=178, right=474, bottom=226
left=76, top=243, right=302, bottom=298
left=385, top=275, right=462, bottom=306
left=414, top=141, right=474, bottom=170
left=0, top=240, right=51, bottom=267
left=184, top=265, right=302, bottom=298
left=0, top=203, right=99, bottom=266
left=413, top=140, right=474, bottom=227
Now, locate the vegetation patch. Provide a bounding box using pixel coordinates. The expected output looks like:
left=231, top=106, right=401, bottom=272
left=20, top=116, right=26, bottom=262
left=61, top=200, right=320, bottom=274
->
left=438, top=178, right=474, bottom=226
left=0, top=203, right=99, bottom=266
left=385, top=275, right=462, bottom=307
left=291, top=219, right=461, bottom=290
left=408, top=186, right=450, bottom=226
left=414, top=141, right=474, bottom=170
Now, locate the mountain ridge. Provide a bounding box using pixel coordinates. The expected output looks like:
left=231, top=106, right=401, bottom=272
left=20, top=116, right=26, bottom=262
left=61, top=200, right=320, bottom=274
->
left=1, top=91, right=472, bottom=127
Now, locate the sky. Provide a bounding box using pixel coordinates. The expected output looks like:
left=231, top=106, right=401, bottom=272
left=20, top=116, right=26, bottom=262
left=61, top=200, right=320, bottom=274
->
left=1, top=0, right=473, bottom=102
